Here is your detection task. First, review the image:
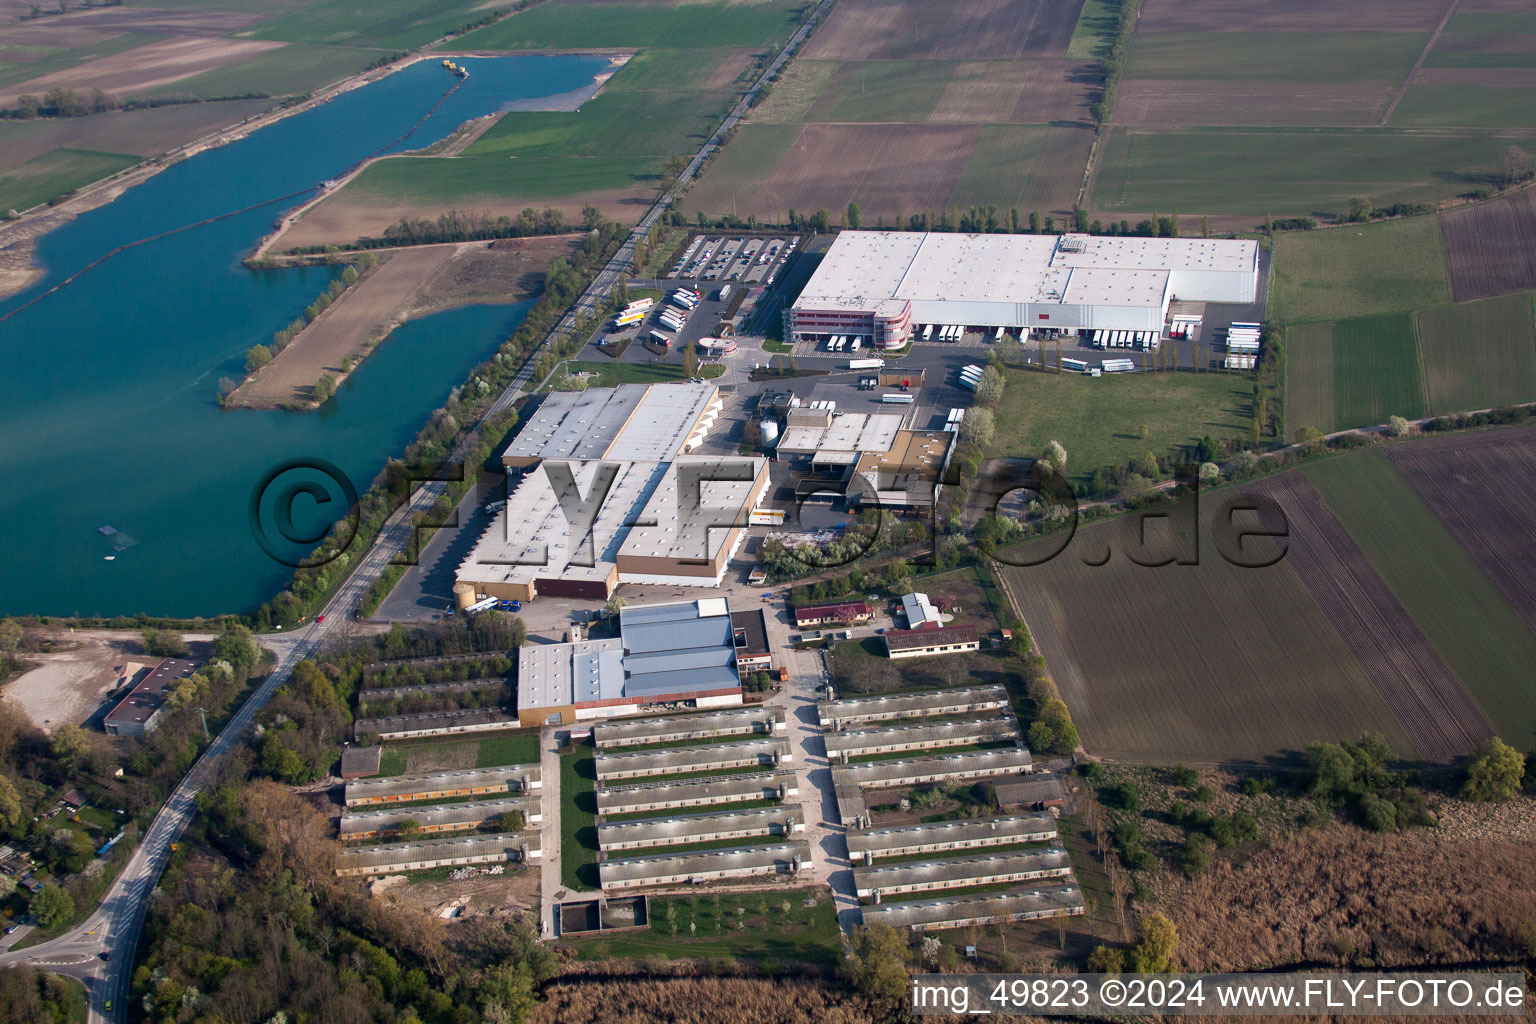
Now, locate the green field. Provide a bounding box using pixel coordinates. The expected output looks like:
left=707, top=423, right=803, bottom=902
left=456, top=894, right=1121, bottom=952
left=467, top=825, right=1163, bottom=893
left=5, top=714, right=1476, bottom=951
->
left=1415, top=292, right=1536, bottom=414
left=0, top=148, right=139, bottom=212
left=1271, top=215, right=1452, bottom=323
left=560, top=744, right=599, bottom=891
left=1424, top=50, right=1536, bottom=69
left=1303, top=451, right=1536, bottom=743
left=986, top=367, right=1252, bottom=483
left=370, top=731, right=538, bottom=777
left=1388, top=87, right=1536, bottom=129
left=1091, top=128, right=1532, bottom=217
left=1066, top=0, right=1121, bottom=61
left=948, top=125, right=1095, bottom=214
left=250, top=0, right=491, bottom=49
left=569, top=891, right=840, bottom=965
left=683, top=122, right=803, bottom=213
left=1284, top=315, right=1424, bottom=434
left=346, top=154, right=650, bottom=205
left=1284, top=322, right=1336, bottom=436
left=454, top=0, right=806, bottom=50
left=468, top=86, right=733, bottom=162
left=1442, top=11, right=1536, bottom=34
left=750, top=59, right=838, bottom=122
left=804, top=60, right=950, bottom=122
left=1124, top=32, right=1428, bottom=82
left=150, top=43, right=389, bottom=99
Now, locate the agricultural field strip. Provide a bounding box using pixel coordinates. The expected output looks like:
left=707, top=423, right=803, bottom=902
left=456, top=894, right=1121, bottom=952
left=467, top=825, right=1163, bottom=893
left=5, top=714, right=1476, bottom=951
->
left=1385, top=426, right=1536, bottom=634
left=1414, top=290, right=1536, bottom=413
left=1439, top=187, right=1536, bottom=301
left=1245, top=472, right=1489, bottom=761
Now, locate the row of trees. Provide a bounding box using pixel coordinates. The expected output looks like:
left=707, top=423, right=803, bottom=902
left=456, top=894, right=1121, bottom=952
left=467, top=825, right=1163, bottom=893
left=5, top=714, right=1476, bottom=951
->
left=225, top=261, right=368, bottom=401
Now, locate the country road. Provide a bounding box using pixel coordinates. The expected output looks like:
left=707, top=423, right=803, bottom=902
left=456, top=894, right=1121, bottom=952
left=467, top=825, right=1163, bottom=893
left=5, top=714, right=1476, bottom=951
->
left=0, top=5, right=835, bottom=1021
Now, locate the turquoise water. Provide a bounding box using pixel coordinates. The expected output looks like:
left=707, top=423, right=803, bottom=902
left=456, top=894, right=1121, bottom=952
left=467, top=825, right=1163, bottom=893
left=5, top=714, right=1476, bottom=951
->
left=0, top=56, right=606, bottom=617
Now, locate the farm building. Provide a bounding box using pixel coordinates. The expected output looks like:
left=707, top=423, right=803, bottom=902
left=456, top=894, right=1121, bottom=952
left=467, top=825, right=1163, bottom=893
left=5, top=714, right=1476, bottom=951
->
left=598, top=839, right=810, bottom=891
left=788, top=231, right=1259, bottom=349
left=883, top=624, right=981, bottom=659
left=899, top=591, right=943, bottom=629
left=515, top=599, right=749, bottom=727
left=335, top=833, right=539, bottom=878
left=597, top=770, right=797, bottom=816
left=353, top=708, right=516, bottom=741
left=860, top=884, right=1085, bottom=932
left=793, top=600, right=872, bottom=629
left=824, top=714, right=1020, bottom=761
left=818, top=685, right=1009, bottom=728
left=594, top=738, right=791, bottom=781
left=344, top=765, right=541, bottom=807
left=853, top=846, right=1072, bottom=898
left=597, top=805, right=804, bottom=852
left=845, top=814, right=1059, bottom=861
left=830, top=747, right=1032, bottom=792
left=103, top=658, right=201, bottom=738
left=994, top=776, right=1068, bottom=812
left=594, top=706, right=784, bottom=750
left=339, top=746, right=382, bottom=779
left=730, top=608, right=774, bottom=672
left=339, top=796, right=539, bottom=841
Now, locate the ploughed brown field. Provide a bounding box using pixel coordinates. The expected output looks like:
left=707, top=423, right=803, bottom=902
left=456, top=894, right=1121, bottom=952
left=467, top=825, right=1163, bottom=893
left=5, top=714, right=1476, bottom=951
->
left=1111, top=81, right=1395, bottom=128
left=1439, top=187, right=1536, bottom=301
left=1385, top=424, right=1536, bottom=633
left=0, top=36, right=282, bottom=107
left=1135, top=0, right=1451, bottom=34
left=0, top=99, right=276, bottom=174
left=1245, top=473, right=1492, bottom=762
left=802, top=0, right=1082, bottom=61
left=929, top=58, right=1097, bottom=124
left=998, top=496, right=1416, bottom=765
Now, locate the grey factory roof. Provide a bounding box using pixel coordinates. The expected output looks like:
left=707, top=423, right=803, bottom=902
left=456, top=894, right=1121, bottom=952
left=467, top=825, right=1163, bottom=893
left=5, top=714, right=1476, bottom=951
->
left=860, top=884, right=1085, bottom=931
left=604, top=384, right=722, bottom=462
left=598, top=839, right=810, bottom=887
left=336, top=832, right=538, bottom=872
left=795, top=231, right=1257, bottom=313
left=595, top=738, right=788, bottom=777
left=596, top=770, right=795, bottom=812
left=845, top=814, right=1059, bottom=858
left=518, top=637, right=625, bottom=712
left=500, top=383, right=720, bottom=464
left=829, top=747, right=1031, bottom=789
left=853, top=847, right=1071, bottom=894
left=823, top=714, right=1020, bottom=757
left=340, top=796, right=536, bottom=836
left=616, top=457, right=768, bottom=564
left=594, top=706, right=782, bottom=748
left=345, top=764, right=540, bottom=804
left=619, top=598, right=742, bottom=698
left=777, top=412, right=905, bottom=458
left=818, top=685, right=1009, bottom=725
left=359, top=678, right=506, bottom=700
left=597, top=805, right=801, bottom=846
left=354, top=708, right=515, bottom=737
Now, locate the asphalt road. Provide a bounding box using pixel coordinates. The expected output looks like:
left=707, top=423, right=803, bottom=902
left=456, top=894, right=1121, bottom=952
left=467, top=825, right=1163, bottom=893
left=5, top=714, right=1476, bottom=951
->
left=0, top=6, right=837, bottom=1019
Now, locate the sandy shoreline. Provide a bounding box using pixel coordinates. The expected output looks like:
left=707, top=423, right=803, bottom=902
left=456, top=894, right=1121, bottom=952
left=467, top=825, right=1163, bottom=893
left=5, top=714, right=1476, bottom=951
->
left=0, top=51, right=633, bottom=302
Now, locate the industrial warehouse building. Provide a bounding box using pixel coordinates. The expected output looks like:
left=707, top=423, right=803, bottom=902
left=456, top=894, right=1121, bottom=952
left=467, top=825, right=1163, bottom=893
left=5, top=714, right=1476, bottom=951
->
left=596, top=770, right=798, bottom=816
left=335, top=833, right=539, bottom=878
left=594, top=738, right=791, bottom=781
left=818, top=685, right=1009, bottom=728
left=339, top=796, right=539, bottom=841
left=853, top=846, right=1072, bottom=898
left=845, top=814, right=1060, bottom=861
left=103, top=658, right=201, bottom=738
left=594, top=706, right=784, bottom=750
left=597, top=805, right=804, bottom=851
left=344, top=765, right=541, bottom=807
left=456, top=383, right=771, bottom=603
left=515, top=599, right=750, bottom=727
left=787, top=231, right=1260, bottom=349
left=860, top=884, right=1085, bottom=932
left=598, top=839, right=810, bottom=890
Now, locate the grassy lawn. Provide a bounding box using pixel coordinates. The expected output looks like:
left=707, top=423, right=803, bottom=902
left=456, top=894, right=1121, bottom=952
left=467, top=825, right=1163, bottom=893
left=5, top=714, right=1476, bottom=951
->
left=1091, top=129, right=1528, bottom=218
left=250, top=0, right=491, bottom=49
left=0, top=148, right=140, bottom=212
left=986, top=367, right=1251, bottom=484
left=454, top=0, right=806, bottom=50
left=561, top=743, right=600, bottom=891
left=475, top=732, right=540, bottom=767
left=1271, top=215, right=1453, bottom=323
left=562, top=360, right=724, bottom=387
left=1303, top=450, right=1536, bottom=743
left=568, top=890, right=841, bottom=966
left=369, top=731, right=538, bottom=777
left=1416, top=291, right=1536, bottom=414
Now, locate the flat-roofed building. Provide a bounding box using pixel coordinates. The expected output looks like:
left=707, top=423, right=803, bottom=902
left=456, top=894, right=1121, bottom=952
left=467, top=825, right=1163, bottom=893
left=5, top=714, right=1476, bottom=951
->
left=598, top=839, right=810, bottom=890
left=883, top=625, right=980, bottom=659
left=845, top=814, right=1059, bottom=861
left=824, top=714, right=1020, bottom=761
left=614, top=457, right=770, bottom=587
left=103, top=658, right=200, bottom=738
left=818, top=685, right=1009, bottom=728
left=340, top=745, right=383, bottom=779
left=515, top=599, right=748, bottom=727
left=860, top=884, right=1085, bottom=931
left=845, top=430, right=955, bottom=510
left=994, top=776, right=1068, bottom=812
left=354, top=708, right=517, bottom=741
left=344, top=765, right=541, bottom=807
left=335, top=833, right=539, bottom=878
left=776, top=412, right=905, bottom=465
left=730, top=608, right=773, bottom=672
left=793, top=600, right=872, bottom=629
left=594, top=707, right=784, bottom=750
left=830, top=747, right=1031, bottom=792
left=500, top=383, right=721, bottom=468
left=596, top=770, right=798, bottom=816
left=340, top=796, right=540, bottom=841
left=853, top=846, right=1072, bottom=898
left=789, top=231, right=1259, bottom=349
left=597, top=805, right=803, bottom=851
left=595, top=738, right=791, bottom=781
